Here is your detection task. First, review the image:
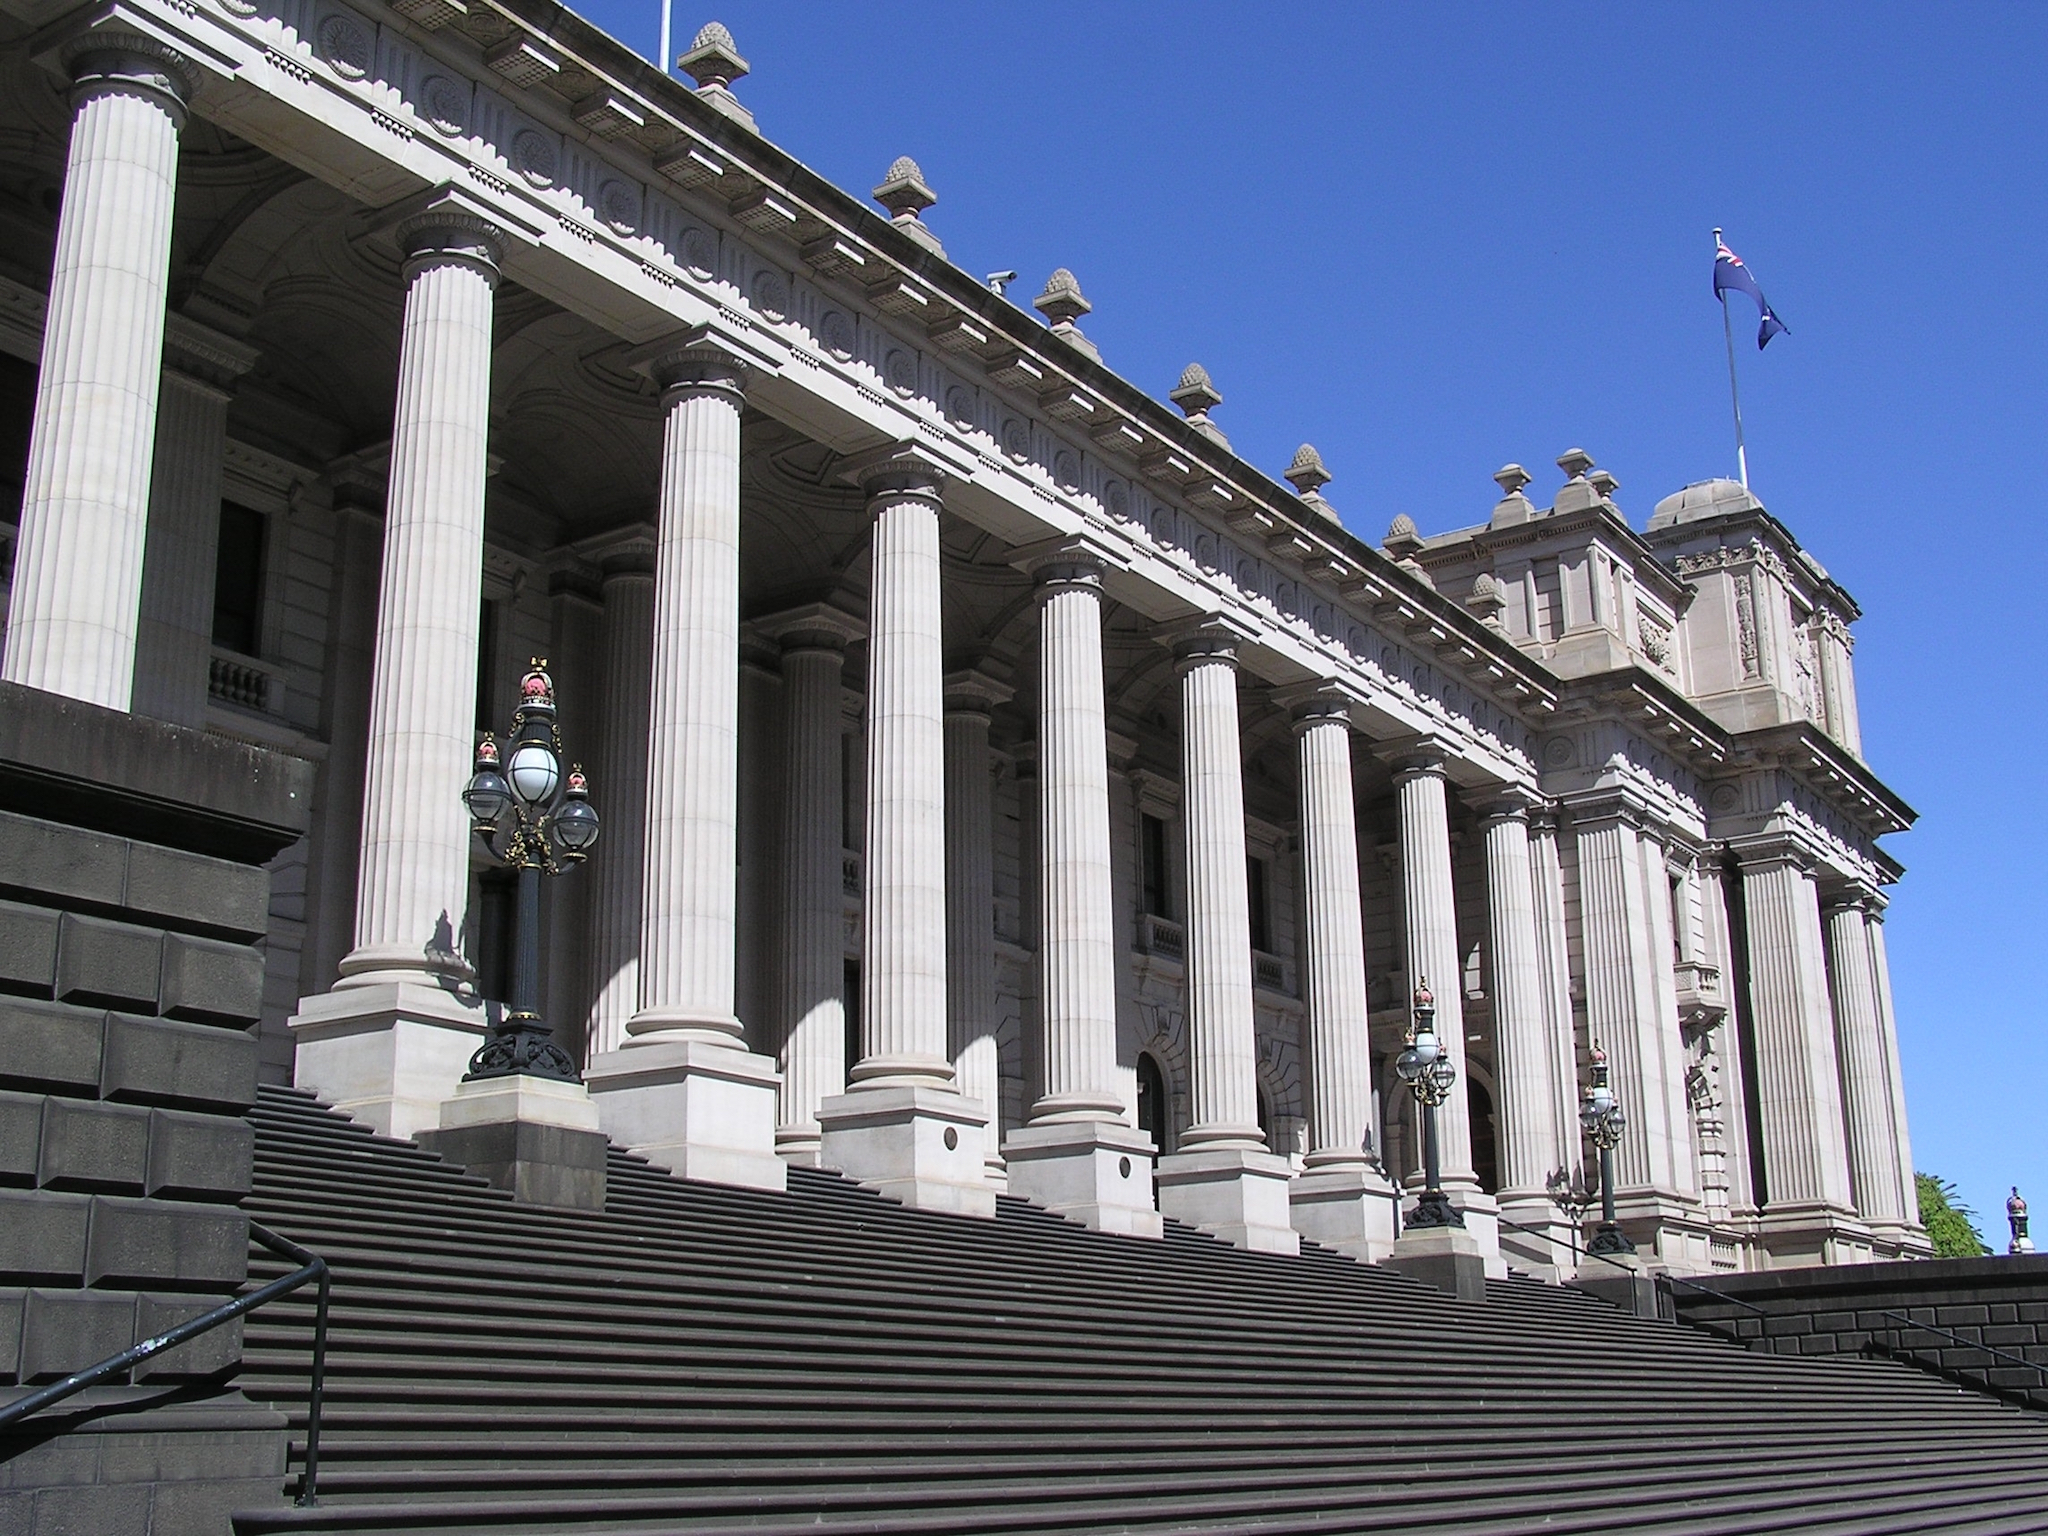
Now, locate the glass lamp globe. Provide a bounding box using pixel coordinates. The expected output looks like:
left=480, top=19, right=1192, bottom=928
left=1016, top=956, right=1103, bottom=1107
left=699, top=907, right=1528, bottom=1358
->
left=463, top=769, right=511, bottom=825
left=507, top=742, right=561, bottom=805
left=1395, top=1042, right=1424, bottom=1083
left=553, top=796, right=601, bottom=854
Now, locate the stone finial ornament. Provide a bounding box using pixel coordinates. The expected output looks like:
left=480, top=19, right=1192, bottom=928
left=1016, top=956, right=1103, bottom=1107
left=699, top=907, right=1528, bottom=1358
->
left=1553, top=448, right=1605, bottom=514
left=1467, top=572, right=1507, bottom=630
left=1493, top=463, right=1531, bottom=497
left=1489, top=462, right=1535, bottom=529
left=1557, top=447, right=1594, bottom=480
left=678, top=21, right=748, bottom=86
left=677, top=21, right=755, bottom=130
left=1284, top=443, right=1330, bottom=495
left=1033, top=269, right=1091, bottom=327
left=2011, top=1186, right=2035, bottom=1256
left=1587, top=468, right=1620, bottom=500
left=873, top=156, right=936, bottom=219
left=1169, top=363, right=1227, bottom=447
left=1383, top=511, right=1423, bottom=558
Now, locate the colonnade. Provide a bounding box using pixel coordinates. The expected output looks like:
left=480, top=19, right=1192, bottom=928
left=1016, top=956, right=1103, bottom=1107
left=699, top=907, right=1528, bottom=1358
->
left=0, top=36, right=1922, bottom=1271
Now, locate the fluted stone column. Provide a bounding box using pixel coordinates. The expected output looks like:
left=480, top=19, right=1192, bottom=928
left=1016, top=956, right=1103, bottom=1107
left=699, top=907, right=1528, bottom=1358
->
left=1699, top=856, right=1759, bottom=1216
left=945, top=673, right=1016, bottom=1189
left=586, top=343, right=783, bottom=1192
left=132, top=319, right=259, bottom=725
left=817, top=450, right=992, bottom=1217
left=1737, top=842, right=1865, bottom=1263
left=583, top=549, right=655, bottom=1060
left=1482, top=794, right=1575, bottom=1269
left=3, top=36, right=191, bottom=711
left=1390, top=753, right=1478, bottom=1186
left=1865, top=901, right=1926, bottom=1251
left=1287, top=693, right=1395, bottom=1259
left=1003, top=552, right=1159, bottom=1235
left=1824, top=895, right=1908, bottom=1234
left=1153, top=626, right=1296, bottom=1254
left=1571, top=803, right=1681, bottom=1215
left=290, top=196, right=507, bottom=1139
left=1528, top=810, right=1585, bottom=1206
left=768, top=610, right=858, bottom=1165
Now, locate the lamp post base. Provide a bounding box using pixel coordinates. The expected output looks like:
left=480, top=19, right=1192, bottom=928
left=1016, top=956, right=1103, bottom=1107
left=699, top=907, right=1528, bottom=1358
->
left=1404, top=1186, right=1465, bottom=1229
left=1384, top=1222, right=1488, bottom=1301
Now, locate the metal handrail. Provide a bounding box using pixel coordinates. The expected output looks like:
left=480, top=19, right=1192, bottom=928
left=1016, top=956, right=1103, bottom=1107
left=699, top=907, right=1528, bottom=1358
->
left=0, top=1221, right=330, bottom=1506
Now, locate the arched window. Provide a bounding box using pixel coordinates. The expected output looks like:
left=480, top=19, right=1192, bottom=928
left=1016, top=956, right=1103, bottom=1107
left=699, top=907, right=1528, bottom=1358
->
left=1136, top=1052, right=1169, bottom=1155
left=1256, top=1087, right=1276, bottom=1150
left=1468, top=1078, right=1500, bottom=1195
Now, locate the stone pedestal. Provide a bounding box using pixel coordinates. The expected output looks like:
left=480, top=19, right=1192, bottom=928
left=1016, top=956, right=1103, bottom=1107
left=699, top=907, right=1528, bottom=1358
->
left=1289, top=1165, right=1399, bottom=1261
left=1003, top=1121, right=1161, bottom=1237
left=289, top=980, right=486, bottom=1140
left=420, top=1074, right=607, bottom=1209
left=1156, top=1147, right=1299, bottom=1254
left=1385, top=1223, right=1488, bottom=1302
left=585, top=1037, right=783, bottom=1191
left=1570, top=1250, right=1662, bottom=1318
left=817, top=1085, right=995, bottom=1218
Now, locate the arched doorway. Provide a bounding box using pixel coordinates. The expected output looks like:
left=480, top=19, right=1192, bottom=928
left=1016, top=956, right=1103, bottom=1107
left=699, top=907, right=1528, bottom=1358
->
left=1468, top=1078, right=1500, bottom=1195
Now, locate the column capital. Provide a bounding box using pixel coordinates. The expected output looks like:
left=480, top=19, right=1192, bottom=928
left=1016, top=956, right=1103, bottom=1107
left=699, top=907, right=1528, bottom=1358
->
left=1725, top=832, right=1813, bottom=874
left=1555, top=787, right=1648, bottom=833
left=60, top=28, right=195, bottom=118
left=1159, top=612, right=1254, bottom=670
left=1474, top=785, right=1545, bottom=825
left=1280, top=680, right=1360, bottom=732
left=1010, top=531, right=1127, bottom=594
left=750, top=600, right=864, bottom=654
left=379, top=185, right=511, bottom=280
left=570, top=522, right=658, bottom=579
left=1819, top=881, right=1880, bottom=919
left=841, top=441, right=954, bottom=503
left=162, top=313, right=259, bottom=396
left=944, top=667, right=1014, bottom=716
left=1381, top=734, right=1453, bottom=785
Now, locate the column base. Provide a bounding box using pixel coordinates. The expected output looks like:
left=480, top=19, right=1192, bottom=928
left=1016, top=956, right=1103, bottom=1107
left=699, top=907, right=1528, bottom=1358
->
left=586, top=1037, right=786, bottom=1193
left=419, top=1074, right=608, bottom=1210
left=816, top=1083, right=995, bottom=1218
left=1497, top=1191, right=1583, bottom=1275
left=1289, top=1163, right=1399, bottom=1261
left=775, top=1126, right=824, bottom=1168
left=1155, top=1146, right=1299, bottom=1255
left=1003, top=1120, right=1162, bottom=1238
left=1754, top=1202, right=1874, bottom=1268
left=1384, top=1222, right=1488, bottom=1301
left=289, top=979, right=487, bottom=1141
left=1869, top=1220, right=1935, bottom=1261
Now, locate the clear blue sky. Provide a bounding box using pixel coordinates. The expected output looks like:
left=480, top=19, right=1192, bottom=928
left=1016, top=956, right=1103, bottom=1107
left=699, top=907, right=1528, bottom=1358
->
left=575, top=1, right=2044, bottom=1247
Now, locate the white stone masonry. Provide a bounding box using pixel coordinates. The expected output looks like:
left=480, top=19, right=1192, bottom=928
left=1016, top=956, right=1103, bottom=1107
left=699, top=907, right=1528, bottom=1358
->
left=4, top=37, right=191, bottom=710
left=945, top=674, right=1008, bottom=1183
left=584, top=559, right=654, bottom=1058
left=1287, top=696, right=1395, bottom=1260
left=1154, top=629, right=1296, bottom=1254
left=1002, top=556, right=1158, bottom=1236
left=1825, top=896, right=1907, bottom=1231
left=818, top=452, right=992, bottom=1216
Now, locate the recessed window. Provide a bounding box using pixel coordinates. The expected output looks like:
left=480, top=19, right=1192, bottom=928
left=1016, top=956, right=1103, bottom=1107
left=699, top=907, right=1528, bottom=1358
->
left=211, top=503, right=267, bottom=656
left=1140, top=813, right=1170, bottom=919
left=1246, top=854, right=1271, bottom=953
left=1137, top=1051, right=1169, bottom=1155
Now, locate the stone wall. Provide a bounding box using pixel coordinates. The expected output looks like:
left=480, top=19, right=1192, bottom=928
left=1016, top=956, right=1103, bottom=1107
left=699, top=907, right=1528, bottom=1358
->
left=1669, top=1255, right=2048, bottom=1411
left=0, top=681, right=312, bottom=1534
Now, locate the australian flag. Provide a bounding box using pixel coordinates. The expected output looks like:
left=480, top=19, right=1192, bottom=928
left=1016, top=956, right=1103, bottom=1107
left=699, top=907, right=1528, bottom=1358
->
left=1714, top=236, right=1788, bottom=349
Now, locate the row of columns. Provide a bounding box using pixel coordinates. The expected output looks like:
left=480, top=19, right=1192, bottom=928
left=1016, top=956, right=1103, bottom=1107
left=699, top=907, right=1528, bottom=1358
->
left=5, top=32, right=1919, bottom=1268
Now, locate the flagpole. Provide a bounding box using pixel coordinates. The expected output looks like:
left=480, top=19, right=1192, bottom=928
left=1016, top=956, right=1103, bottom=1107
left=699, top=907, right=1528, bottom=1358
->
left=1713, top=226, right=1750, bottom=489
left=658, top=0, right=672, bottom=72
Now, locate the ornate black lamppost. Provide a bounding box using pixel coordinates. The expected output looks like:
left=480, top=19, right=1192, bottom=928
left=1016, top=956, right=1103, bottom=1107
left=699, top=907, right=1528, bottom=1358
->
left=460, top=661, right=600, bottom=1082
left=1395, top=978, right=1461, bottom=1229
left=1580, top=1043, right=1634, bottom=1258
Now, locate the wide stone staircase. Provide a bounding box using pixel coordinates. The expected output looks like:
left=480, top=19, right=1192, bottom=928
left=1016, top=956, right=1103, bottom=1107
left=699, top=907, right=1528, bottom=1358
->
left=231, top=1085, right=2048, bottom=1534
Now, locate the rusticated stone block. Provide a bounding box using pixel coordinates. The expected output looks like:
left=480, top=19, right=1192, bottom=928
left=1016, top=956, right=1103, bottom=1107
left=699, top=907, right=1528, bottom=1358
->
left=84, top=1196, right=245, bottom=1290
left=157, top=933, right=263, bottom=1025
left=133, top=1293, right=242, bottom=1380
left=124, top=844, right=270, bottom=941
left=0, top=1091, right=40, bottom=1186
left=100, top=1014, right=255, bottom=1112
left=53, top=914, right=161, bottom=1012
left=37, top=1098, right=150, bottom=1193
left=18, top=1288, right=135, bottom=1383
left=0, top=813, right=125, bottom=911
left=0, top=899, right=59, bottom=996
left=0, top=1189, right=89, bottom=1283
left=145, top=1110, right=252, bottom=1201
left=0, top=1287, right=23, bottom=1382
left=0, top=999, right=103, bottom=1095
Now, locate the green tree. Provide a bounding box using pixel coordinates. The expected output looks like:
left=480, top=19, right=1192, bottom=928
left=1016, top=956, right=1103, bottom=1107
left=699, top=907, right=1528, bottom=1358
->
left=1916, top=1172, right=1990, bottom=1258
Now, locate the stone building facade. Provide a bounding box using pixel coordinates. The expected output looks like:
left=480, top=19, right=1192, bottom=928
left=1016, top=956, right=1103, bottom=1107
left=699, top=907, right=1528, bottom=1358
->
left=0, top=0, right=1926, bottom=1278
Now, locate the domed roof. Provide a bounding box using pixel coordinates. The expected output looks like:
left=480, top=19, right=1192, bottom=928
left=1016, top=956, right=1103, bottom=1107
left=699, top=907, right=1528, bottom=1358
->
left=1648, top=478, right=1762, bottom=530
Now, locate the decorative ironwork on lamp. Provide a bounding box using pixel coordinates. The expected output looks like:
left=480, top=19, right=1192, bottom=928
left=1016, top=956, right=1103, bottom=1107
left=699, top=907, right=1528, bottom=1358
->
left=461, top=660, right=600, bottom=1083
left=1395, top=978, right=1462, bottom=1230
left=1580, top=1043, right=1635, bottom=1257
